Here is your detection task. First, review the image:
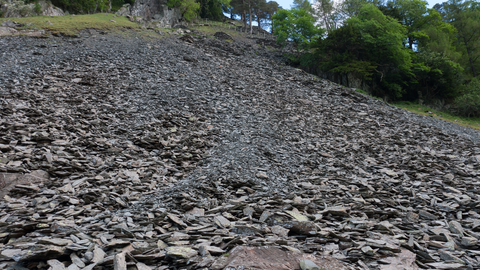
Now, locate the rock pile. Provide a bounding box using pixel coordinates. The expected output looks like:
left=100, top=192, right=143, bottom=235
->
left=0, top=30, right=479, bottom=270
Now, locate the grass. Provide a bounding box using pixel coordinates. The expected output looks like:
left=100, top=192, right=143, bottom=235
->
left=355, top=88, right=383, bottom=101
left=392, top=101, right=480, bottom=131
left=0, top=13, right=140, bottom=35
left=356, top=89, right=480, bottom=131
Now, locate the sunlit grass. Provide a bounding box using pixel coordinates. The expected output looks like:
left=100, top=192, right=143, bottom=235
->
left=0, top=13, right=140, bottom=35
left=392, top=101, right=480, bottom=131
left=354, top=90, right=480, bottom=131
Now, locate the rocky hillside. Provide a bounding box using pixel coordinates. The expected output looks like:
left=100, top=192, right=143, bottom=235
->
left=0, top=29, right=479, bottom=270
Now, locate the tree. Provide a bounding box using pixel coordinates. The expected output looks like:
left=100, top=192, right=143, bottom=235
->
left=318, top=4, right=412, bottom=98
left=382, top=0, right=429, bottom=49
left=411, top=50, right=463, bottom=101
left=199, top=0, right=231, bottom=20
left=312, top=0, right=337, bottom=31
left=272, top=8, right=324, bottom=49
left=417, top=9, right=458, bottom=55
left=167, top=0, right=200, bottom=21
left=264, top=1, right=280, bottom=31
left=453, top=77, right=480, bottom=117
left=252, top=0, right=267, bottom=30
left=292, top=0, right=313, bottom=12
left=338, top=0, right=385, bottom=18
left=445, top=0, right=480, bottom=77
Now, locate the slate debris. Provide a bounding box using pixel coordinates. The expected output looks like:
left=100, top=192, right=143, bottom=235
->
left=0, top=30, right=479, bottom=270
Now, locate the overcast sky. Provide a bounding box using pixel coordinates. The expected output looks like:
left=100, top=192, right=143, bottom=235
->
left=274, top=0, right=446, bottom=10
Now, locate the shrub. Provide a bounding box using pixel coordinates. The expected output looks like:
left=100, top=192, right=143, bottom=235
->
left=34, top=1, right=41, bottom=14
left=453, top=78, right=480, bottom=117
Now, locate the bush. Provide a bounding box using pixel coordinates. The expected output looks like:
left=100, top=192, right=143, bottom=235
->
left=453, top=78, right=480, bottom=117
left=34, top=1, right=41, bottom=14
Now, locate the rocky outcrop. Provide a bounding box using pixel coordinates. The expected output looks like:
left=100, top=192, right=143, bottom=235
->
left=115, top=0, right=182, bottom=27
left=0, top=22, right=45, bottom=36
left=40, top=1, right=64, bottom=16
left=0, top=0, right=63, bottom=18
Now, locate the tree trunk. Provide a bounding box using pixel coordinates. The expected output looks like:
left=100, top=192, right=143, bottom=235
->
left=249, top=0, right=253, bottom=34
left=257, top=12, right=262, bottom=31
left=241, top=0, right=246, bottom=31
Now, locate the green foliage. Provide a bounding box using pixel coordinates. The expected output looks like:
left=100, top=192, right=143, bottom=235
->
left=50, top=0, right=110, bottom=14
left=417, top=9, right=458, bottom=56
left=167, top=0, right=200, bottom=21
left=318, top=4, right=412, bottom=98
left=453, top=78, right=480, bottom=117
left=292, top=0, right=313, bottom=12
left=111, top=0, right=134, bottom=12
left=34, top=1, right=41, bottom=14
left=338, top=0, right=385, bottom=18
left=412, top=50, right=463, bottom=101
left=313, top=0, right=339, bottom=31
left=272, top=8, right=324, bottom=49
left=199, top=0, right=231, bottom=20
left=438, top=0, right=480, bottom=78
left=382, top=0, right=429, bottom=49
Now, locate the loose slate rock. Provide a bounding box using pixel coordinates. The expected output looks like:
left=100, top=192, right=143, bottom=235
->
left=1, top=30, right=480, bottom=270
left=165, top=246, right=198, bottom=259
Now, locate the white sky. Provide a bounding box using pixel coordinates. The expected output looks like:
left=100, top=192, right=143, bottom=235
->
left=274, top=0, right=446, bottom=10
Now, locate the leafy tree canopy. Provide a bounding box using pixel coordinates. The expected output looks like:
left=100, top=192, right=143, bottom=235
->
left=167, top=0, right=200, bottom=21
left=272, top=8, right=324, bottom=49
left=318, top=4, right=412, bottom=98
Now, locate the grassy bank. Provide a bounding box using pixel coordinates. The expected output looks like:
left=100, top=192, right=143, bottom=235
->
left=354, top=89, right=480, bottom=131
left=392, top=101, right=480, bottom=131
left=0, top=13, right=140, bottom=35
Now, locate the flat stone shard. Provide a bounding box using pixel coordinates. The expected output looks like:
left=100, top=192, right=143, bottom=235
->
left=448, top=221, right=465, bottom=237
left=114, top=253, right=127, bottom=270
left=299, top=259, right=320, bottom=270
left=47, top=259, right=67, bottom=270
left=379, top=249, right=418, bottom=270
left=222, top=246, right=352, bottom=270
left=165, top=246, right=198, bottom=259
left=214, top=215, right=231, bottom=228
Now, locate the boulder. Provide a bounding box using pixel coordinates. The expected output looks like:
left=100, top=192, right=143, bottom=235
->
left=0, top=0, right=63, bottom=18
left=117, top=0, right=182, bottom=27
left=0, top=27, right=18, bottom=36
left=40, top=1, right=65, bottom=16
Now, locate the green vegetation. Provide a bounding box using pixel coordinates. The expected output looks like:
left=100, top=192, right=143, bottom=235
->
left=226, top=0, right=280, bottom=31
left=34, top=1, right=41, bottom=14
left=453, top=77, right=480, bottom=117
left=318, top=4, right=412, bottom=98
left=111, top=0, right=134, bottom=11
left=50, top=0, right=111, bottom=14
left=393, top=101, right=480, bottom=130
left=355, top=89, right=480, bottom=130
left=272, top=8, right=324, bottom=49
left=271, top=0, right=480, bottom=118
left=0, top=13, right=140, bottom=35
left=167, top=0, right=200, bottom=21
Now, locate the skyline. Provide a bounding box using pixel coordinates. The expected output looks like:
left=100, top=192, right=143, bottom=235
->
left=274, top=0, right=447, bottom=10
